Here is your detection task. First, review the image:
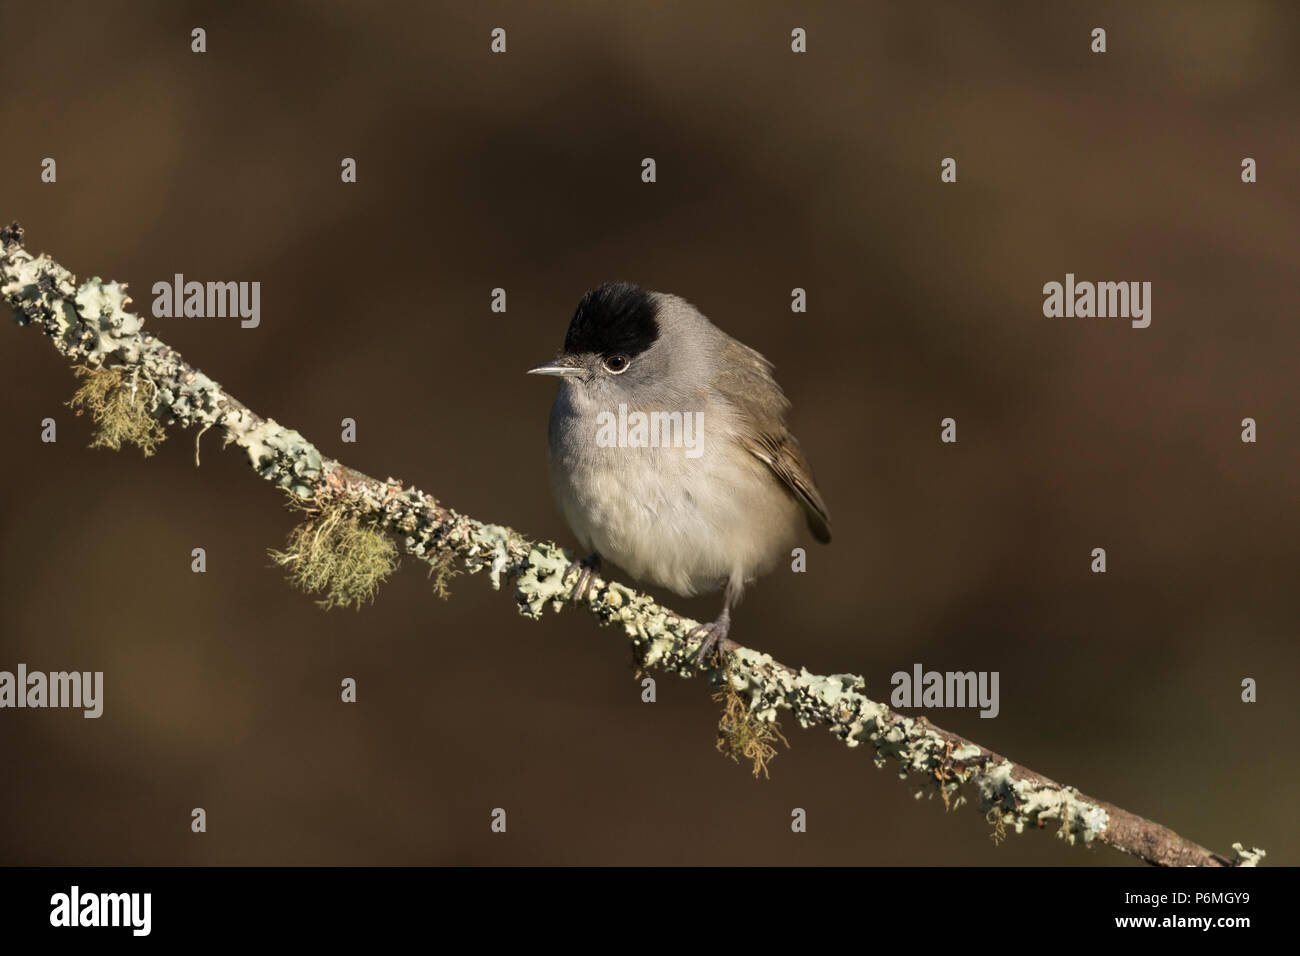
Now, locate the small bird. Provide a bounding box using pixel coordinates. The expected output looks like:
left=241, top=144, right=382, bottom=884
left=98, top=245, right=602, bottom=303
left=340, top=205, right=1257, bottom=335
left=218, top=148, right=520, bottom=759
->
left=529, top=282, right=830, bottom=662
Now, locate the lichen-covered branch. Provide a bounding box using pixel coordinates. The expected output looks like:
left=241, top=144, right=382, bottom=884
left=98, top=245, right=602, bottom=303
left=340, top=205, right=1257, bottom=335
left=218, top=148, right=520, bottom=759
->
left=0, top=223, right=1265, bottom=868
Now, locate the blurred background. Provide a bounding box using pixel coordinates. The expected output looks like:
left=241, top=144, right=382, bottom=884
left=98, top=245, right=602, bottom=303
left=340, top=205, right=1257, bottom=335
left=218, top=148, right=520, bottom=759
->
left=0, top=0, right=1296, bottom=865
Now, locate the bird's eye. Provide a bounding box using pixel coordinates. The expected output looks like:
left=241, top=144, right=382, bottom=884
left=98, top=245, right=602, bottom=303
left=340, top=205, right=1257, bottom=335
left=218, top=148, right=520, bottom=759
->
left=603, top=354, right=630, bottom=374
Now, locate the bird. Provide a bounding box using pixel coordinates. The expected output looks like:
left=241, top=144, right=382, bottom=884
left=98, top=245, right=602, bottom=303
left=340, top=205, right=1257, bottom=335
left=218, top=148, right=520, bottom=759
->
left=528, top=282, right=830, bottom=663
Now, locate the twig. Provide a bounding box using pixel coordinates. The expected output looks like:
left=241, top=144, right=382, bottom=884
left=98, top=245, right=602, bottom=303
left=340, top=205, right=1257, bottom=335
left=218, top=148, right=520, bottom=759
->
left=0, top=222, right=1265, bottom=867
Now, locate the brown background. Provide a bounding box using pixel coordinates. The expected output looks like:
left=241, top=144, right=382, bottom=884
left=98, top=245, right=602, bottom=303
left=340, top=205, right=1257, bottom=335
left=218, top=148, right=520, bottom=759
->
left=0, top=0, right=1296, bottom=866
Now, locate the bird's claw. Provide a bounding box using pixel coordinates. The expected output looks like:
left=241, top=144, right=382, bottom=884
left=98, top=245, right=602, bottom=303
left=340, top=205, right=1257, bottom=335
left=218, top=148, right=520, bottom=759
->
left=565, top=552, right=601, bottom=604
left=689, top=617, right=731, bottom=669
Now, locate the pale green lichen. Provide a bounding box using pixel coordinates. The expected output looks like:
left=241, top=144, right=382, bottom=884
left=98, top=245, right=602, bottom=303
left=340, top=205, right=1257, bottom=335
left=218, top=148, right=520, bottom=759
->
left=67, top=365, right=167, bottom=456
left=715, top=658, right=788, bottom=778
left=426, top=555, right=461, bottom=599
left=236, top=416, right=324, bottom=498
left=515, top=545, right=572, bottom=617
left=1, top=247, right=81, bottom=355
left=691, top=643, right=1121, bottom=847
left=74, top=279, right=142, bottom=363
left=1231, top=843, right=1266, bottom=867
left=151, top=366, right=224, bottom=428
left=976, top=760, right=1109, bottom=844
left=269, top=500, right=398, bottom=610
left=466, top=523, right=520, bottom=590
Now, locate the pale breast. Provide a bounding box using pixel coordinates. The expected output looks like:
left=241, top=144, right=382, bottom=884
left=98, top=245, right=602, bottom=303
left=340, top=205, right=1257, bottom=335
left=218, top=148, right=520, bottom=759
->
left=547, top=403, right=802, bottom=597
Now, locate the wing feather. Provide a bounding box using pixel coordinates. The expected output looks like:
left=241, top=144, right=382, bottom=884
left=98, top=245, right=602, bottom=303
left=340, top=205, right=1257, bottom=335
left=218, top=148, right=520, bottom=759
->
left=712, top=337, right=832, bottom=543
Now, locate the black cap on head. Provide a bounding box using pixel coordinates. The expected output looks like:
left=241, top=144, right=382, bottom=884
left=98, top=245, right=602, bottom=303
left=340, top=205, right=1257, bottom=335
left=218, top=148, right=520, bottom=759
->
left=563, top=282, right=659, bottom=359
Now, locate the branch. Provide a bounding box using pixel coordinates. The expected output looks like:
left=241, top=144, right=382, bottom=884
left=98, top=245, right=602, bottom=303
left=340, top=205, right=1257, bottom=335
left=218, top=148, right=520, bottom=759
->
left=0, top=222, right=1265, bottom=868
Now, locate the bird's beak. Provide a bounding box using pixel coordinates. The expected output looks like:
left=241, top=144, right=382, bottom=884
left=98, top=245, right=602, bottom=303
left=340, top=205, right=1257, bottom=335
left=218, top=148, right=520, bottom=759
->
left=527, top=359, right=586, bottom=379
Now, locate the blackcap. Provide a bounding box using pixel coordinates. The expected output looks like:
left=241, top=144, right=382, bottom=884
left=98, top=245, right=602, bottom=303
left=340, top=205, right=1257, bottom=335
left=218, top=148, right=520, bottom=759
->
left=529, top=282, right=830, bottom=662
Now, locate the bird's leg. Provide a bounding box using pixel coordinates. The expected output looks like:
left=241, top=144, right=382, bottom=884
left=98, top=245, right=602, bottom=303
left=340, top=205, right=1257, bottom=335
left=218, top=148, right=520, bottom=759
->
left=565, top=551, right=602, bottom=604
left=689, top=605, right=731, bottom=667
left=690, top=578, right=743, bottom=668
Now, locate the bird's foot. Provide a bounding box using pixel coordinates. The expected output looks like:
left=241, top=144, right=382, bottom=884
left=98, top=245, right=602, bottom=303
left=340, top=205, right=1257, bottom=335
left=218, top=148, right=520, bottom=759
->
left=689, top=610, right=732, bottom=669
left=564, top=552, right=602, bottom=604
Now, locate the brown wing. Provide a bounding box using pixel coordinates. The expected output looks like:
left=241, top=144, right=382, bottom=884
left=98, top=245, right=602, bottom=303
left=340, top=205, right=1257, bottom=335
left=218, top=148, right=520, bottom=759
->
left=712, top=337, right=832, bottom=544
left=741, top=429, right=832, bottom=543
